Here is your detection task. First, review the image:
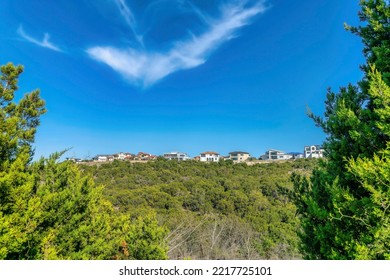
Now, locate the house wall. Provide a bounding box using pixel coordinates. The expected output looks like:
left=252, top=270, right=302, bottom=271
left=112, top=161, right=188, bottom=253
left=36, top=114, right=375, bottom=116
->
left=200, top=153, right=220, bottom=162
left=229, top=153, right=250, bottom=162
left=304, top=145, right=324, bottom=158
left=164, top=152, right=190, bottom=161
left=97, top=156, right=108, bottom=162
left=261, top=150, right=292, bottom=160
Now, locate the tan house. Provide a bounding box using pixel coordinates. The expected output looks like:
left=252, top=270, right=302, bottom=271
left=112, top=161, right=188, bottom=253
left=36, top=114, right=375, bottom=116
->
left=228, top=151, right=251, bottom=162
left=136, top=152, right=157, bottom=161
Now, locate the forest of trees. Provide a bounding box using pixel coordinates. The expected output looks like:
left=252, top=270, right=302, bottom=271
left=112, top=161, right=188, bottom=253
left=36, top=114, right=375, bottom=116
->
left=80, top=159, right=317, bottom=259
left=1, top=0, right=389, bottom=260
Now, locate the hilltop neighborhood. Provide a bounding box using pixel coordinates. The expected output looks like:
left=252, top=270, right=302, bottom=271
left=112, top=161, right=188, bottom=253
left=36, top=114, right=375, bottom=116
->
left=67, top=145, right=324, bottom=163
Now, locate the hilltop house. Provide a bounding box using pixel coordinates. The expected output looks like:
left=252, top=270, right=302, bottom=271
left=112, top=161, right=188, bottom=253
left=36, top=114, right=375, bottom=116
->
left=229, top=151, right=251, bottom=162
left=136, top=152, right=156, bottom=161
left=93, top=154, right=114, bottom=162
left=200, top=151, right=220, bottom=162
left=66, top=157, right=82, bottom=163
left=260, top=149, right=293, bottom=160
left=304, top=145, right=324, bottom=158
left=163, top=151, right=190, bottom=161
left=287, top=152, right=304, bottom=159
left=114, top=152, right=135, bottom=161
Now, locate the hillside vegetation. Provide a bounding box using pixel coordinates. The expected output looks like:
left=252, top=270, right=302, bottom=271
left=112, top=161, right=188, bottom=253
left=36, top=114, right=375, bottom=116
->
left=81, top=159, right=318, bottom=259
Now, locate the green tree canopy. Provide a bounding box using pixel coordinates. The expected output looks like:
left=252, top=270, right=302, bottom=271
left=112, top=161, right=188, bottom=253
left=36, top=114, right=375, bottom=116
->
left=0, top=63, right=46, bottom=165
left=293, top=0, right=390, bottom=259
left=345, top=0, right=390, bottom=86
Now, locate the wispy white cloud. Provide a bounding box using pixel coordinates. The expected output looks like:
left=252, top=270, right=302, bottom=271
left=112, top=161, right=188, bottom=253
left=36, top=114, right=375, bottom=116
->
left=87, top=1, right=266, bottom=88
left=114, top=0, right=143, bottom=45
left=17, top=25, right=62, bottom=52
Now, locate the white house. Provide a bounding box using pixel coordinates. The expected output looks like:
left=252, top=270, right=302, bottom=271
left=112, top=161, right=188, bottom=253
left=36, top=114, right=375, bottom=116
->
left=304, top=145, right=324, bottom=158
left=94, top=155, right=114, bottom=162
left=287, top=152, right=305, bottom=159
left=293, top=153, right=305, bottom=159
left=229, top=151, right=251, bottom=162
left=163, top=151, right=190, bottom=161
left=200, top=151, right=220, bottom=162
left=114, top=152, right=126, bottom=160
left=260, top=149, right=293, bottom=160
left=66, top=157, right=82, bottom=163
left=113, top=152, right=135, bottom=161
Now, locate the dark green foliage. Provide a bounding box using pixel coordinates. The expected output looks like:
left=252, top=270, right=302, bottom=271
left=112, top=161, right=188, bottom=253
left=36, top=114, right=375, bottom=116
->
left=345, top=0, right=390, bottom=86
left=0, top=63, right=46, bottom=164
left=293, top=0, right=390, bottom=259
left=81, top=159, right=318, bottom=259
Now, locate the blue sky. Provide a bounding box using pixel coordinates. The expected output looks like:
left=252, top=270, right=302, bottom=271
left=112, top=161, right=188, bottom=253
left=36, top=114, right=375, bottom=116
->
left=0, top=0, right=365, bottom=159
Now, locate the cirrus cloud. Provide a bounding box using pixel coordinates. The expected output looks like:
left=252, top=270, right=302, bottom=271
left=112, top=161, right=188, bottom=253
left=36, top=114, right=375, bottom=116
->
left=87, top=1, right=267, bottom=88
left=17, top=25, right=63, bottom=52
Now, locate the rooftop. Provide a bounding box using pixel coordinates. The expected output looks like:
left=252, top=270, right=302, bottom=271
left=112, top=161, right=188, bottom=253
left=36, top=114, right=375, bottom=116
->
left=200, top=151, right=219, bottom=155
left=229, top=151, right=250, bottom=155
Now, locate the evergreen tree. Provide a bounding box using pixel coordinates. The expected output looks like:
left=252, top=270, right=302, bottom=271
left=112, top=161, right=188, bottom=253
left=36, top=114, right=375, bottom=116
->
left=1, top=153, right=117, bottom=259
left=0, top=63, right=46, bottom=166
left=345, top=0, right=390, bottom=86
left=0, top=63, right=168, bottom=259
left=292, top=0, right=390, bottom=259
